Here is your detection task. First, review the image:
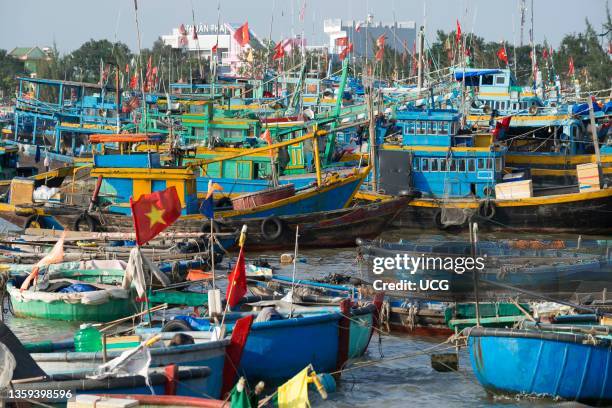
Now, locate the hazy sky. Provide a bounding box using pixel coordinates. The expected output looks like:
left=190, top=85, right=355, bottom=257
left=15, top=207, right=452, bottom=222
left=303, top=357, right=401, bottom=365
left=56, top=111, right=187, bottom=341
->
left=0, top=0, right=610, bottom=53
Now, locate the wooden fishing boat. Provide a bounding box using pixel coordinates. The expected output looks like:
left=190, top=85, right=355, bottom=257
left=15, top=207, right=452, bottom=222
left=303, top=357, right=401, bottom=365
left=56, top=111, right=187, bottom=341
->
left=218, top=195, right=411, bottom=250
left=0, top=322, right=220, bottom=402
left=6, top=264, right=139, bottom=322
left=28, top=316, right=254, bottom=399
left=468, top=325, right=612, bottom=404
left=167, top=301, right=379, bottom=384
left=230, top=183, right=295, bottom=210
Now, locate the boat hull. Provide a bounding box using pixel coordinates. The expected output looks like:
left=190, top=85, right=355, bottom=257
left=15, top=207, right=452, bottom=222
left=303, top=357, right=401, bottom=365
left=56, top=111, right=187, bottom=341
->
left=469, top=327, right=612, bottom=404
left=393, top=188, right=612, bottom=234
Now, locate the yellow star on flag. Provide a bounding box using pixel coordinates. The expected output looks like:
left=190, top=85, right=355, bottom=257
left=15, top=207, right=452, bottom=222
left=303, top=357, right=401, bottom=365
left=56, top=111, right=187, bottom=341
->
left=146, top=204, right=166, bottom=227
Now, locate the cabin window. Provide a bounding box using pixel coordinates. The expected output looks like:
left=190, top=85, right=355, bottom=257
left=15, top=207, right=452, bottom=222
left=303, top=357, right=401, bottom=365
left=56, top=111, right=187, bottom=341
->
left=477, top=158, right=485, bottom=169
left=481, top=75, right=494, bottom=85
left=495, top=75, right=505, bottom=85
left=449, top=159, right=457, bottom=171
left=413, top=157, right=420, bottom=171
left=468, top=159, right=475, bottom=172
left=513, top=103, right=518, bottom=110
left=440, top=159, right=447, bottom=171
left=421, top=158, right=429, bottom=171
left=459, top=159, right=466, bottom=172
left=486, top=158, right=493, bottom=169
left=495, top=157, right=503, bottom=171
left=407, top=121, right=416, bottom=134
left=426, top=121, right=435, bottom=135
left=431, top=159, right=438, bottom=172
left=439, top=122, right=449, bottom=135
left=415, top=121, right=423, bottom=134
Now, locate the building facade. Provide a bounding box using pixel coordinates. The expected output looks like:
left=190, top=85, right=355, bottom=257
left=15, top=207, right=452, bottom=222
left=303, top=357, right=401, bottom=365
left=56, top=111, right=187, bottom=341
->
left=160, top=23, right=263, bottom=76
left=323, top=17, right=416, bottom=58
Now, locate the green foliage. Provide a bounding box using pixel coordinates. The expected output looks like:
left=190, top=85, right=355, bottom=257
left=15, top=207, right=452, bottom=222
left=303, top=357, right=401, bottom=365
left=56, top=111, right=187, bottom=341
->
left=65, top=39, right=132, bottom=83
left=0, top=49, right=26, bottom=99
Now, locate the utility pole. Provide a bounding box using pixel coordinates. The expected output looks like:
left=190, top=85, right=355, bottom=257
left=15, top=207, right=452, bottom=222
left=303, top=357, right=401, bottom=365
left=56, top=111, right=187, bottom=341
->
left=417, top=25, right=424, bottom=91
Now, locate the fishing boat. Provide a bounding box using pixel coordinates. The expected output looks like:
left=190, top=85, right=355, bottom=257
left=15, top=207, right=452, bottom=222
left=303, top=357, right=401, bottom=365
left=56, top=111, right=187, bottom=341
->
left=164, top=299, right=379, bottom=384
left=468, top=324, right=612, bottom=404
left=5, top=261, right=139, bottom=322
left=0, top=322, right=219, bottom=401
left=375, top=107, right=612, bottom=234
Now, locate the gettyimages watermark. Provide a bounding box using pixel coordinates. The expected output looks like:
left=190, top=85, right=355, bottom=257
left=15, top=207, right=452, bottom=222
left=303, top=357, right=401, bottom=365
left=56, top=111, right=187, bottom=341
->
left=370, top=254, right=487, bottom=292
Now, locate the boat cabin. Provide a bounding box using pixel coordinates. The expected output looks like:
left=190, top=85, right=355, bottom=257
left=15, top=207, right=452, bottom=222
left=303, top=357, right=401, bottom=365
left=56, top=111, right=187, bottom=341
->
left=378, top=109, right=505, bottom=198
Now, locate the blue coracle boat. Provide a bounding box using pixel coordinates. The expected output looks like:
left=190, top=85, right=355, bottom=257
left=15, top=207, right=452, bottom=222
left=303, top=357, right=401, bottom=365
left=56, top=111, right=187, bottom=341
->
left=468, top=326, right=612, bottom=404
left=173, top=303, right=378, bottom=384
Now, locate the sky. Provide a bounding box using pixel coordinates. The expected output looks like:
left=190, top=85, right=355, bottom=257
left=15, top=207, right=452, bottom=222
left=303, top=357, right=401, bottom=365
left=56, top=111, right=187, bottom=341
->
left=0, top=0, right=610, bottom=53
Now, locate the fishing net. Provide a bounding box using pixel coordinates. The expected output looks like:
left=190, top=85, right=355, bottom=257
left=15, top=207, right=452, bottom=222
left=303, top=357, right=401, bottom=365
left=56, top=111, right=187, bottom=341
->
left=0, top=342, right=16, bottom=388
left=440, top=206, right=473, bottom=227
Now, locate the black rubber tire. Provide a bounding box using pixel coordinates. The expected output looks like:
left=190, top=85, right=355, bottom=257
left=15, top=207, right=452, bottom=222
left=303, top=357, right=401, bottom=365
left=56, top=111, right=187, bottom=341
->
left=162, top=319, right=193, bottom=332
left=477, top=200, right=496, bottom=220
left=261, top=216, right=284, bottom=241
left=483, top=186, right=494, bottom=198
left=201, top=219, right=221, bottom=234
left=73, top=213, right=98, bottom=232
left=433, top=210, right=446, bottom=230
left=215, top=196, right=233, bottom=209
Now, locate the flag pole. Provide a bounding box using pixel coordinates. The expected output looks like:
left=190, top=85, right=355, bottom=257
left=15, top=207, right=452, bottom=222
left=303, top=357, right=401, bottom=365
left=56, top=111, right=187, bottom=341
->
left=210, top=218, right=216, bottom=288
left=289, top=225, right=300, bottom=319
left=218, top=225, right=247, bottom=332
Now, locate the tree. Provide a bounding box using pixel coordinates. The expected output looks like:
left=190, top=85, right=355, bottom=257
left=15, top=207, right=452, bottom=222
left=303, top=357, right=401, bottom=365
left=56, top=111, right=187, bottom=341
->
left=66, top=39, right=132, bottom=83
left=0, top=49, right=25, bottom=100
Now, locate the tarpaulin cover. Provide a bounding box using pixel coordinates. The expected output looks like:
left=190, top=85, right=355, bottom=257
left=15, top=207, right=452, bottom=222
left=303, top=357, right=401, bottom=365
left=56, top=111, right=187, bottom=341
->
left=58, top=283, right=97, bottom=293
left=454, top=69, right=501, bottom=81
left=572, top=101, right=602, bottom=115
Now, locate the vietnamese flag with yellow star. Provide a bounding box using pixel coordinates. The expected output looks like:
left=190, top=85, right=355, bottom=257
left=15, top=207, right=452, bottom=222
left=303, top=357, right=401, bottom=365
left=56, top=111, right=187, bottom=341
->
left=130, top=186, right=182, bottom=246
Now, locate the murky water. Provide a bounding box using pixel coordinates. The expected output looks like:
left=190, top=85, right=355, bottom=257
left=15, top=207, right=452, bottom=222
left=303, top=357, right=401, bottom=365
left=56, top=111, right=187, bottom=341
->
left=4, top=228, right=608, bottom=407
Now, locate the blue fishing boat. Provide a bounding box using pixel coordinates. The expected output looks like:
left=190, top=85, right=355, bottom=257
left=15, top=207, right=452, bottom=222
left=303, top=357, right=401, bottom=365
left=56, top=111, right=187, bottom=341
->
left=468, top=325, right=612, bottom=404
left=168, top=302, right=378, bottom=384
left=375, top=106, right=612, bottom=234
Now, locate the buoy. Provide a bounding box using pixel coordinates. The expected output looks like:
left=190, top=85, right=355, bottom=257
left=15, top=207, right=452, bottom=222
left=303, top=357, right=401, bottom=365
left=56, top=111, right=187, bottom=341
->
left=280, top=253, right=294, bottom=264
left=317, top=373, right=336, bottom=394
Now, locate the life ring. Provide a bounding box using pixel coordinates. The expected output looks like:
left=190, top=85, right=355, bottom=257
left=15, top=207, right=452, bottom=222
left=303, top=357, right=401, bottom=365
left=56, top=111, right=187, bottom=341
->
left=73, top=213, right=99, bottom=232
left=201, top=219, right=221, bottom=234
left=215, top=196, right=233, bottom=209
left=528, top=105, right=538, bottom=115
left=261, top=216, right=284, bottom=241
left=162, top=319, right=193, bottom=332
left=477, top=200, right=496, bottom=220
left=482, top=105, right=491, bottom=114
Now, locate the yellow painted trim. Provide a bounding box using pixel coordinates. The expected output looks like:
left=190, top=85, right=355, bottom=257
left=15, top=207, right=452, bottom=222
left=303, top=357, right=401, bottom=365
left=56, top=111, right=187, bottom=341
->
left=91, top=167, right=195, bottom=181
left=216, top=169, right=368, bottom=218
left=467, top=114, right=570, bottom=122
left=409, top=187, right=612, bottom=209
left=382, top=144, right=495, bottom=153
left=505, top=154, right=612, bottom=165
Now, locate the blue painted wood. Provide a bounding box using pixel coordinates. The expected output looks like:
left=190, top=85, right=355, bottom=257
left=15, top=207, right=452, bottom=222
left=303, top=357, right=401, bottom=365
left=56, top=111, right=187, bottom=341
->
left=468, top=327, right=612, bottom=404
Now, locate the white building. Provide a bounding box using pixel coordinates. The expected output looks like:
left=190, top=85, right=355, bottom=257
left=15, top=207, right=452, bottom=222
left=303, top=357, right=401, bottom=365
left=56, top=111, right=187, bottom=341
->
left=324, top=17, right=416, bottom=58
left=160, top=23, right=264, bottom=76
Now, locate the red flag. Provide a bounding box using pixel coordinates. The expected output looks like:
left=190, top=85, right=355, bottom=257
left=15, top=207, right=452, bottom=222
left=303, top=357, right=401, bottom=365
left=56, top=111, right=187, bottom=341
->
left=339, top=42, right=353, bottom=61
left=179, top=24, right=187, bottom=36
left=260, top=129, right=272, bottom=145
left=233, top=22, right=250, bottom=47
left=273, top=41, right=285, bottom=60
left=375, top=46, right=384, bottom=61
left=497, top=47, right=508, bottom=64
left=130, top=186, right=182, bottom=246
left=542, top=47, right=549, bottom=60
left=226, top=246, right=247, bottom=308
left=129, top=73, right=139, bottom=90
left=212, top=43, right=218, bottom=53
left=355, top=22, right=362, bottom=32
left=125, top=64, right=129, bottom=74
left=568, top=56, right=575, bottom=76
left=456, top=20, right=462, bottom=43
left=376, top=34, right=386, bottom=48
left=492, top=116, right=512, bottom=139
left=220, top=315, right=254, bottom=397
left=192, top=25, right=198, bottom=40
left=335, top=37, right=348, bottom=47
